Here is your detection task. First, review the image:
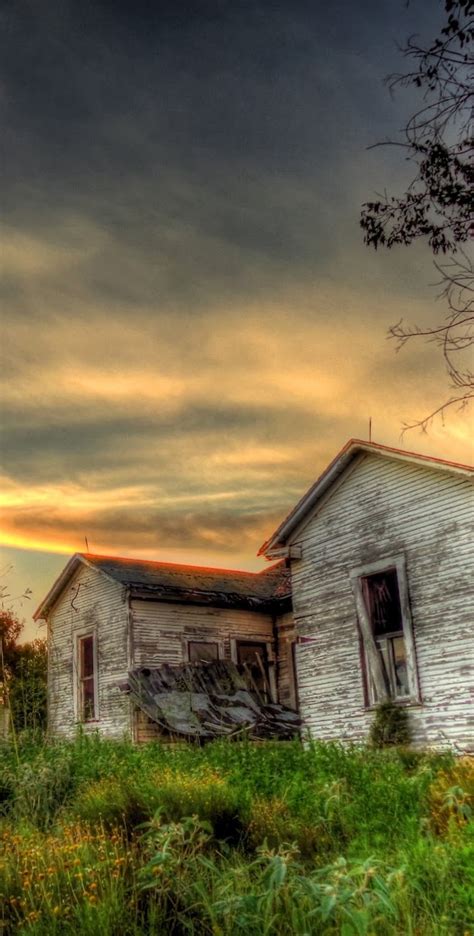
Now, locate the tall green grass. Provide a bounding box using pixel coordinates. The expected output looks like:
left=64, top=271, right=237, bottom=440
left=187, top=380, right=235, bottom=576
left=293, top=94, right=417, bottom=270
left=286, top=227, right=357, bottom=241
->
left=0, top=734, right=472, bottom=934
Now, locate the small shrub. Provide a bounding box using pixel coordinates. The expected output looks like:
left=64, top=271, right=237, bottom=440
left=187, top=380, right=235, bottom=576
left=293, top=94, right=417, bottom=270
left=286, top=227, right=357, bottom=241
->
left=370, top=701, right=411, bottom=748
left=246, top=795, right=297, bottom=849
left=139, top=813, right=213, bottom=889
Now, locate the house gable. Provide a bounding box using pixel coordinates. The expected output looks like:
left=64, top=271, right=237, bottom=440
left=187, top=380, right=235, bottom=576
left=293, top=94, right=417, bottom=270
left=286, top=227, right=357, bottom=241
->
left=289, top=449, right=474, bottom=750
left=34, top=553, right=121, bottom=621
left=260, top=439, right=473, bottom=559
left=45, top=561, right=131, bottom=739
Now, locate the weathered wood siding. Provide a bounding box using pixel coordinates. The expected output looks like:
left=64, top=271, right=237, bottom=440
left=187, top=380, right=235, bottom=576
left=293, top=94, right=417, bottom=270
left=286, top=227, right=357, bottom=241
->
left=130, top=600, right=294, bottom=741
left=131, top=600, right=276, bottom=666
left=290, top=454, right=474, bottom=751
left=275, top=611, right=297, bottom=710
left=47, top=563, right=131, bottom=739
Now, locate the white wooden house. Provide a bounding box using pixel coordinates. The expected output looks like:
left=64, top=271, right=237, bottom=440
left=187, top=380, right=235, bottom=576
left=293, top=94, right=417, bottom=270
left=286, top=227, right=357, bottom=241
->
left=261, top=439, right=474, bottom=752
left=34, top=555, right=295, bottom=742
left=35, top=439, right=473, bottom=750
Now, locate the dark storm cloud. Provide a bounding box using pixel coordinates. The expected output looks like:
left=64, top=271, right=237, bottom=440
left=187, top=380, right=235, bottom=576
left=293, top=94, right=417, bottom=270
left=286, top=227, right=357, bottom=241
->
left=0, top=394, right=335, bottom=485
left=1, top=0, right=438, bottom=324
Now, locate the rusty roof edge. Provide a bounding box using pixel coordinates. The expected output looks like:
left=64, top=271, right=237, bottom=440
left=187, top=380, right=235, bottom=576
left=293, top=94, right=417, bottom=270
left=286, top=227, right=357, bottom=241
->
left=259, top=438, right=474, bottom=557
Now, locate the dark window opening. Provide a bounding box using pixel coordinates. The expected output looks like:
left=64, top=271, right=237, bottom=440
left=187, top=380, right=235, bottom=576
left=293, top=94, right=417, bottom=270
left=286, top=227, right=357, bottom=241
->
left=188, top=641, right=219, bottom=663
left=236, top=641, right=270, bottom=700
left=361, top=569, right=409, bottom=700
left=361, top=568, right=403, bottom=636
left=79, top=634, right=96, bottom=721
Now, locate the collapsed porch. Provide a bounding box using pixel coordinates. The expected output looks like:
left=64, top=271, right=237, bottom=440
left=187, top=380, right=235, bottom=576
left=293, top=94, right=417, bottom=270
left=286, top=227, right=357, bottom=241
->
left=120, top=659, right=301, bottom=741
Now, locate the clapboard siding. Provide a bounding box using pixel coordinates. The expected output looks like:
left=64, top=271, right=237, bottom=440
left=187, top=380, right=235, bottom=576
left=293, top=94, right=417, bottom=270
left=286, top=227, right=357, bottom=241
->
left=275, top=611, right=297, bottom=709
left=290, top=454, right=474, bottom=751
left=47, top=564, right=131, bottom=739
left=131, top=600, right=275, bottom=664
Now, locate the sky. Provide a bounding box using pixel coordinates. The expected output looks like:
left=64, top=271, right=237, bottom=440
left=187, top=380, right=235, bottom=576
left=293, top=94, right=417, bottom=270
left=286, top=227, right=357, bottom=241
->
left=1, top=0, right=473, bottom=640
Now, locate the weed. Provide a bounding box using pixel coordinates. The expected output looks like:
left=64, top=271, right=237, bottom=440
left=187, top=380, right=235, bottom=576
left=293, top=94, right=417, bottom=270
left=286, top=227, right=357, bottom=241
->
left=427, top=756, right=474, bottom=836
left=369, top=701, right=411, bottom=748
left=0, top=735, right=472, bottom=934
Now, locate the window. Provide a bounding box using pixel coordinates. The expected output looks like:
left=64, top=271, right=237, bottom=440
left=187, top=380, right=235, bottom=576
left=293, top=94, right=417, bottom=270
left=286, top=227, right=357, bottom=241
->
left=350, top=557, right=419, bottom=706
left=188, top=641, right=219, bottom=663
left=361, top=569, right=409, bottom=699
left=77, top=634, right=97, bottom=721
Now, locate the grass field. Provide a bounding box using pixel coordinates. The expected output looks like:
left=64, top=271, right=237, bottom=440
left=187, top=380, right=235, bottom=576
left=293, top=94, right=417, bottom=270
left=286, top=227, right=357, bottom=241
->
left=0, top=734, right=473, bottom=934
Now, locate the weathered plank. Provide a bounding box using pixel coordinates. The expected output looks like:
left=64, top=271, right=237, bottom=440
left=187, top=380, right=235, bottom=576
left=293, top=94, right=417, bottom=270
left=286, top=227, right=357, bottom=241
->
left=122, top=661, right=301, bottom=740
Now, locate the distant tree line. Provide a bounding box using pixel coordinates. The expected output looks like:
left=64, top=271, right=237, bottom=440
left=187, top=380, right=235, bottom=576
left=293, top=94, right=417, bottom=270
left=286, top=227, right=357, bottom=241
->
left=0, top=608, right=47, bottom=735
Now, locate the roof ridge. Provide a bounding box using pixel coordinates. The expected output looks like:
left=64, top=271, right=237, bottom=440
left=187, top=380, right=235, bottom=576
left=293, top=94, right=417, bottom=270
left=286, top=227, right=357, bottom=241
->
left=346, top=438, right=473, bottom=472
left=81, top=552, right=273, bottom=578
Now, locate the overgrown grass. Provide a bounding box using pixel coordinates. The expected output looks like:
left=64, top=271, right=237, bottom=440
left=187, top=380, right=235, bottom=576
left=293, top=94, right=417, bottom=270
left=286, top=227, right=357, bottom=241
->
left=0, top=734, right=472, bottom=933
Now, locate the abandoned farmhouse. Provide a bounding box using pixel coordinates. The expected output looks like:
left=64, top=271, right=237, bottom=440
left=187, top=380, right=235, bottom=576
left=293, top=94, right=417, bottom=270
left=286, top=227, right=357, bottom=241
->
left=34, top=439, right=474, bottom=751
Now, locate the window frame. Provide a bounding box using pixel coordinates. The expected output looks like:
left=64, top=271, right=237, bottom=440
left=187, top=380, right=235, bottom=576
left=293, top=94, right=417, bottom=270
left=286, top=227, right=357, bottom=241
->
left=74, top=630, right=99, bottom=723
left=186, top=639, right=221, bottom=664
left=288, top=639, right=299, bottom=711
left=350, top=555, right=420, bottom=707
left=232, top=638, right=275, bottom=702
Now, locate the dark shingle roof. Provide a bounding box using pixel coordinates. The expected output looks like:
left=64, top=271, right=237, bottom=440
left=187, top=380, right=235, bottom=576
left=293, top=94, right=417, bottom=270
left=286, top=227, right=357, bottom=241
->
left=81, top=553, right=291, bottom=610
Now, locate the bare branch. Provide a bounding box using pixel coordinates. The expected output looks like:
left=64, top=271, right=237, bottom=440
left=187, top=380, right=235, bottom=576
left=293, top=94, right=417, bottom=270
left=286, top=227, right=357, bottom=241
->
left=401, top=389, right=473, bottom=436
left=361, top=1, right=474, bottom=433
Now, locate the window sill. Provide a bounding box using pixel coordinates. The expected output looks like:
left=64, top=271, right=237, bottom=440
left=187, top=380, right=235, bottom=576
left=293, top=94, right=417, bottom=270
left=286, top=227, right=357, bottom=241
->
left=365, top=698, right=423, bottom=712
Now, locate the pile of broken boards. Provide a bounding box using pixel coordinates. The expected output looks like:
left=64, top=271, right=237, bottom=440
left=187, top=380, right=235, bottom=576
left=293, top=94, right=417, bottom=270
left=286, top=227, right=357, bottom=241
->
left=120, top=660, right=301, bottom=741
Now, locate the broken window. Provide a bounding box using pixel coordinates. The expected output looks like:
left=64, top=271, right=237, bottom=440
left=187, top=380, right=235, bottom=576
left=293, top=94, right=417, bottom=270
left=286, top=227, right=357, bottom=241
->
left=361, top=569, right=409, bottom=700
left=350, top=557, right=419, bottom=706
left=78, top=634, right=97, bottom=721
left=188, top=641, right=219, bottom=663
left=236, top=641, right=271, bottom=700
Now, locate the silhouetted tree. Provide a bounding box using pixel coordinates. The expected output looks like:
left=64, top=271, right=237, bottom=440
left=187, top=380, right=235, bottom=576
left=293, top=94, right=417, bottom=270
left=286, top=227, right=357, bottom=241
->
left=361, top=0, right=473, bottom=430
